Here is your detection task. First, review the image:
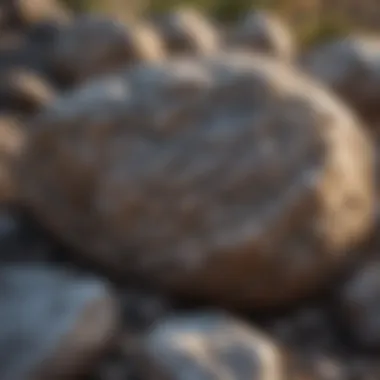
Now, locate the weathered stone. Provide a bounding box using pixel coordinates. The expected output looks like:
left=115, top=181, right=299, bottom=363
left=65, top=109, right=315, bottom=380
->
left=120, top=311, right=285, bottom=380
left=153, top=8, right=220, bottom=55
left=302, top=36, right=380, bottom=125
left=337, top=258, right=380, bottom=349
left=51, top=16, right=165, bottom=85
left=0, top=264, right=119, bottom=380
left=21, top=52, right=374, bottom=307
left=228, top=11, right=295, bottom=61
left=0, top=69, right=56, bottom=113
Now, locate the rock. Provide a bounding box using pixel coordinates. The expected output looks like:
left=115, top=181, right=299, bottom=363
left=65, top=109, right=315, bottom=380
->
left=0, top=34, right=44, bottom=74
left=0, top=69, right=56, bottom=114
left=118, top=311, right=285, bottom=380
left=51, top=16, right=165, bottom=86
left=227, top=11, right=295, bottom=61
left=0, top=114, right=25, bottom=202
left=0, top=0, right=69, bottom=31
left=20, top=52, right=374, bottom=308
left=153, top=8, right=220, bottom=55
left=302, top=36, right=380, bottom=125
left=0, top=264, right=119, bottom=380
left=120, top=289, right=170, bottom=331
left=337, top=258, right=380, bottom=349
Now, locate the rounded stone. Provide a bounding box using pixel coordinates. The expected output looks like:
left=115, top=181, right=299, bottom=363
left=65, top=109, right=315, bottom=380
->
left=0, top=114, right=25, bottom=202
left=153, top=8, right=220, bottom=56
left=228, top=11, right=295, bottom=61
left=51, top=16, right=165, bottom=85
left=337, top=258, right=380, bottom=349
left=0, top=264, right=119, bottom=380
left=21, top=52, right=374, bottom=307
left=122, top=311, right=286, bottom=380
left=0, top=69, right=56, bottom=113
left=0, top=0, right=69, bottom=30
left=302, top=35, right=380, bottom=124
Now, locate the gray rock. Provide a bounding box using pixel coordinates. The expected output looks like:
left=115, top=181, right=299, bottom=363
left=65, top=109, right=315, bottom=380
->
left=153, top=8, right=220, bottom=56
left=51, top=16, right=165, bottom=86
left=121, top=311, right=286, bottom=380
left=228, top=11, right=295, bottom=61
left=338, top=258, right=380, bottom=349
left=302, top=36, right=380, bottom=124
left=20, top=52, right=375, bottom=308
left=0, top=264, right=119, bottom=380
left=0, top=0, right=69, bottom=31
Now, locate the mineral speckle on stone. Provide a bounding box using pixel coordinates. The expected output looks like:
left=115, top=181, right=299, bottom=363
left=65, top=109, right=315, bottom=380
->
left=21, top=52, right=375, bottom=307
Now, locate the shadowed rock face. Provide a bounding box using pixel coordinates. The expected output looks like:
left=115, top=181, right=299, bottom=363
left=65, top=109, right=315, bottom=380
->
left=0, top=264, right=119, bottom=380
left=337, top=258, right=380, bottom=349
left=117, top=311, right=285, bottom=380
left=227, top=11, right=295, bottom=61
left=20, top=52, right=374, bottom=308
left=152, top=8, right=220, bottom=56
left=302, top=36, right=380, bottom=125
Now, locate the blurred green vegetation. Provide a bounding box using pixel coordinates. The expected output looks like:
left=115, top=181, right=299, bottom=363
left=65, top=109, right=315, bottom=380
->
left=59, top=0, right=366, bottom=47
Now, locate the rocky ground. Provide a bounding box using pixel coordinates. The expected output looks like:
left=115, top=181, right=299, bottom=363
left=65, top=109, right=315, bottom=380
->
left=2, top=1, right=380, bottom=379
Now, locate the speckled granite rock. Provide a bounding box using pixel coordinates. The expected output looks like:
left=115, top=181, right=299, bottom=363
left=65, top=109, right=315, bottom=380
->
left=228, top=11, right=295, bottom=61
left=0, top=264, right=119, bottom=380
left=21, top=52, right=374, bottom=308
left=152, top=8, right=220, bottom=56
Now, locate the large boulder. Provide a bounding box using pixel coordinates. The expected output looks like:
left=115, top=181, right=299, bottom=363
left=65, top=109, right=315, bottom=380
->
left=302, top=36, right=380, bottom=125
left=20, top=52, right=375, bottom=308
left=227, top=11, right=295, bottom=61
left=0, top=264, right=119, bottom=380
left=50, top=16, right=165, bottom=86
left=152, top=8, right=220, bottom=56
left=117, top=311, right=286, bottom=380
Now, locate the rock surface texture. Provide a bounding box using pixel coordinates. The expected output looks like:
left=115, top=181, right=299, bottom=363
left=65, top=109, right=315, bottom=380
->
left=0, top=264, right=119, bottom=380
left=20, top=52, right=375, bottom=308
left=228, top=11, right=295, bottom=61
left=302, top=36, right=380, bottom=124
left=120, top=311, right=285, bottom=380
